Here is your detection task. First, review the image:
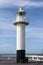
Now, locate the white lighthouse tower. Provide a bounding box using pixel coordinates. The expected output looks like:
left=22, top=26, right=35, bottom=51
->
left=13, top=8, right=29, bottom=63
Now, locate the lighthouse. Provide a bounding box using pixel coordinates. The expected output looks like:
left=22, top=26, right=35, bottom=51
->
left=13, top=8, right=29, bottom=63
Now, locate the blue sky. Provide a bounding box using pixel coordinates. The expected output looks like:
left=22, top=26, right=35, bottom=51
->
left=0, top=0, right=43, bottom=54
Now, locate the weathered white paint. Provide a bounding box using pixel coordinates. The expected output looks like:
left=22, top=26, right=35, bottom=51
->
left=16, top=24, right=25, bottom=50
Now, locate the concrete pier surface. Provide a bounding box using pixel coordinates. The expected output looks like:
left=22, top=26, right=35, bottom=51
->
left=0, top=60, right=43, bottom=65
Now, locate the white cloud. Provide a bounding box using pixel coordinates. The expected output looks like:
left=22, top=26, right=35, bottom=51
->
left=0, top=44, right=9, bottom=47
left=0, top=0, right=43, bottom=8
left=26, top=27, right=43, bottom=39
left=0, top=0, right=28, bottom=7
left=28, top=2, right=43, bottom=7
left=0, top=21, right=15, bottom=30
left=0, top=34, right=16, bottom=38
left=0, top=21, right=16, bottom=38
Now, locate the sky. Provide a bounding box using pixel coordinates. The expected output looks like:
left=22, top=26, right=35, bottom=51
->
left=0, top=0, right=43, bottom=54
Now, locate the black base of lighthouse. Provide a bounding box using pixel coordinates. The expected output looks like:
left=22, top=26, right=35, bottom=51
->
left=16, top=50, right=25, bottom=63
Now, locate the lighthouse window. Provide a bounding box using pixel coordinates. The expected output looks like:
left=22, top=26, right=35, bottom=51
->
left=17, top=12, right=25, bottom=16
left=19, top=12, right=23, bottom=16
